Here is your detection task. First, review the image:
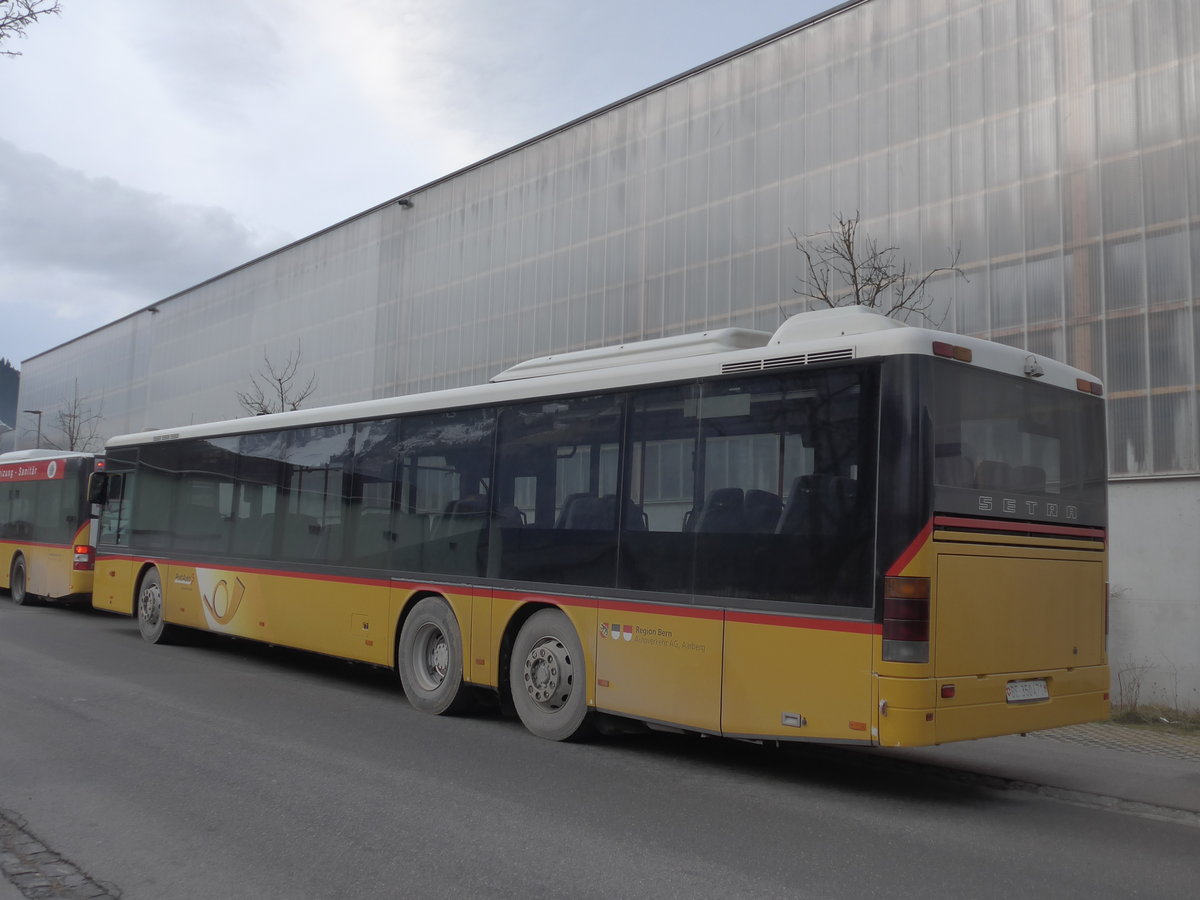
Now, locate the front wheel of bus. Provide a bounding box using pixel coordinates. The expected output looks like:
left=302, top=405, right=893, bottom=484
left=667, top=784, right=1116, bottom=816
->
left=137, top=568, right=174, bottom=644
left=397, top=596, right=470, bottom=715
left=10, top=556, right=35, bottom=606
left=509, top=609, right=592, bottom=741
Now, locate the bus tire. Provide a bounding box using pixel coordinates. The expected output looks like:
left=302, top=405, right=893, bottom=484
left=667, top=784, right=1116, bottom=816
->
left=136, top=568, right=174, bottom=644
left=397, top=596, right=470, bottom=715
left=9, top=556, right=36, bottom=606
left=509, top=609, right=592, bottom=741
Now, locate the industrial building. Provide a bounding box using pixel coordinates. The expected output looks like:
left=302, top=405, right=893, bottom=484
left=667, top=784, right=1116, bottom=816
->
left=16, top=0, right=1200, bottom=708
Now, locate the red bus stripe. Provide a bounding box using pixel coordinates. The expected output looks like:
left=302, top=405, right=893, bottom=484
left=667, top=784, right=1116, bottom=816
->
left=726, top=611, right=879, bottom=634
left=588, top=598, right=723, bottom=620
left=100, top=556, right=395, bottom=589
left=886, top=520, right=932, bottom=576
left=933, top=516, right=1105, bottom=540
left=100, top=555, right=874, bottom=631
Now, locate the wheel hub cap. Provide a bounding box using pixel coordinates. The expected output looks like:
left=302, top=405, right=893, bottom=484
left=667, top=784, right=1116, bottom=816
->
left=523, top=638, right=572, bottom=708
left=140, top=585, right=161, bottom=625
left=426, top=636, right=448, bottom=682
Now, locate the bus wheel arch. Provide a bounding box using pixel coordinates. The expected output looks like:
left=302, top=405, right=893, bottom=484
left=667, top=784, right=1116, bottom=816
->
left=135, top=565, right=175, bottom=644
left=507, top=606, right=593, bottom=742
left=9, top=553, right=35, bottom=606
left=396, top=593, right=471, bottom=715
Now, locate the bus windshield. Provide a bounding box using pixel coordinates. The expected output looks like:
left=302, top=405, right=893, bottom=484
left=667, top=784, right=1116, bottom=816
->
left=931, top=361, right=1107, bottom=526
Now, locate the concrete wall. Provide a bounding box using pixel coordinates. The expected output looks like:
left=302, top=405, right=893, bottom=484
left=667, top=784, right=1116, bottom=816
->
left=1109, top=478, right=1200, bottom=713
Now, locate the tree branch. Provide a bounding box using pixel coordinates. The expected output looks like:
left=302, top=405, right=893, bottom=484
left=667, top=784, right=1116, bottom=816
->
left=0, top=1, right=61, bottom=57
left=238, top=343, right=319, bottom=416
left=792, top=211, right=966, bottom=325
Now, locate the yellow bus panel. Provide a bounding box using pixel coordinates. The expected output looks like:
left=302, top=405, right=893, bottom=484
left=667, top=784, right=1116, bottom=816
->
left=94, top=556, right=137, bottom=614
left=723, top=615, right=875, bottom=742
left=594, top=603, right=723, bottom=733
left=935, top=551, right=1105, bottom=676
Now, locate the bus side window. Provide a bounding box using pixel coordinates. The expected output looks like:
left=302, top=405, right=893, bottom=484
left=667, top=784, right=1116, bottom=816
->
left=396, top=408, right=496, bottom=578
left=492, top=394, right=624, bottom=587
left=618, top=384, right=699, bottom=595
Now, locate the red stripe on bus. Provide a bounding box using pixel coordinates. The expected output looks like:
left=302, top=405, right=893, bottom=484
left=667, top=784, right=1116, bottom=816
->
left=95, top=556, right=872, bottom=632
left=99, top=556, right=395, bottom=589
left=587, top=598, right=723, bottom=620
left=726, top=611, right=879, bottom=634
left=933, top=516, right=1106, bottom=540
left=886, top=520, right=932, bottom=576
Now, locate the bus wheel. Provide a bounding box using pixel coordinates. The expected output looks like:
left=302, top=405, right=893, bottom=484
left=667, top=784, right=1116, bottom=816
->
left=10, top=556, right=35, bottom=606
left=509, top=609, right=592, bottom=741
left=398, top=596, right=469, bottom=715
left=136, top=568, right=174, bottom=644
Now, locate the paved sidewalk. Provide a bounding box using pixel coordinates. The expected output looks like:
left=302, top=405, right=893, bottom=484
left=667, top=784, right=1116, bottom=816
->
left=873, top=722, right=1200, bottom=821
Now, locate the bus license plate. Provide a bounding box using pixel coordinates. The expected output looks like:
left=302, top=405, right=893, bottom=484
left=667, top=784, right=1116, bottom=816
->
left=1006, top=679, right=1049, bottom=703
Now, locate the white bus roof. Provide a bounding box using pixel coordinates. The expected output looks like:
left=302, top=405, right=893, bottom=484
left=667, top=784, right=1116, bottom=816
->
left=106, top=308, right=1103, bottom=448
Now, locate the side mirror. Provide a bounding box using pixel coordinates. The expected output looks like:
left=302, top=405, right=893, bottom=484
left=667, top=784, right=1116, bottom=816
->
left=87, top=472, right=108, bottom=505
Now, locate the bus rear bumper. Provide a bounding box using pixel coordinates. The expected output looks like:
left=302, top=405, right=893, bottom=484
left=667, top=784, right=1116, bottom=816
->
left=876, top=665, right=1111, bottom=747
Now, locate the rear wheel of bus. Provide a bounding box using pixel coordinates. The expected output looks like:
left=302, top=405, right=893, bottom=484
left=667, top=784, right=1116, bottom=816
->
left=509, top=608, right=592, bottom=741
left=397, top=595, right=472, bottom=715
left=10, top=555, right=37, bottom=606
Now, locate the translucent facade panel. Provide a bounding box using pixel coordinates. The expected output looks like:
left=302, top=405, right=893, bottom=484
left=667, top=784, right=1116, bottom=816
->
left=1106, top=314, right=1147, bottom=393
left=1146, top=230, right=1191, bottom=306
left=1104, top=239, right=1146, bottom=312
left=15, top=0, right=1200, bottom=480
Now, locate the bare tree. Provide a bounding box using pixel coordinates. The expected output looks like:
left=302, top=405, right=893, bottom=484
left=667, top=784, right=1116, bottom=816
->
left=46, top=379, right=103, bottom=452
left=791, top=211, right=964, bottom=325
left=237, top=343, right=319, bottom=416
left=1, top=0, right=61, bottom=57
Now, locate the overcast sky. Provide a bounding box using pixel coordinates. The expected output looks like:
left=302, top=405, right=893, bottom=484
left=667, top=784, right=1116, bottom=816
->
left=0, top=0, right=834, bottom=368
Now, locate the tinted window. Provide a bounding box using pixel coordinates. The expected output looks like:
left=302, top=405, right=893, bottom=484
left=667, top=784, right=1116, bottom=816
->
left=618, top=383, right=699, bottom=594
left=395, top=408, right=496, bottom=576
left=0, top=458, right=86, bottom=546
left=236, top=426, right=353, bottom=563
left=691, top=371, right=874, bottom=605
left=174, top=440, right=237, bottom=554
left=931, top=360, right=1107, bottom=525
left=133, top=443, right=180, bottom=551
left=346, top=418, right=401, bottom=569
left=493, top=393, right=625, bottom=586
left=619, top=369, right=875, bottom=605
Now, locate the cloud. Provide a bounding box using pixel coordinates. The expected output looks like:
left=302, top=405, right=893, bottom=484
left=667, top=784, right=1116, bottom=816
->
left=0, top=137, right=283, bottom=358
left=134, top=5, right=288, bottom=126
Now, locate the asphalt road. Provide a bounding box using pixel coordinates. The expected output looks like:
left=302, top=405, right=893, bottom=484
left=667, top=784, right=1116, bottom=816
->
left=1, top=596, right=1196, bottom=900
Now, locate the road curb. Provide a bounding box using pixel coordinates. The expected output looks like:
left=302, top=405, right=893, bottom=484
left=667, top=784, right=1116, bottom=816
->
left=842, top=748, right=1200, bottom=828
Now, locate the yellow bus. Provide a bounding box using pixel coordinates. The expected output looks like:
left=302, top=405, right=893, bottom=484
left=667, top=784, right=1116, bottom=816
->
left=2, top=450, right=101, bottom=605
left=90, top=308, right=1109, bottom=746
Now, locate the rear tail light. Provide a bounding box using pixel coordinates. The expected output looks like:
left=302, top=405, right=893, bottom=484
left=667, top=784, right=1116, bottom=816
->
left=73, top=545, right=95, bottom=571
left=883, top=576, right=930, bottom=663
